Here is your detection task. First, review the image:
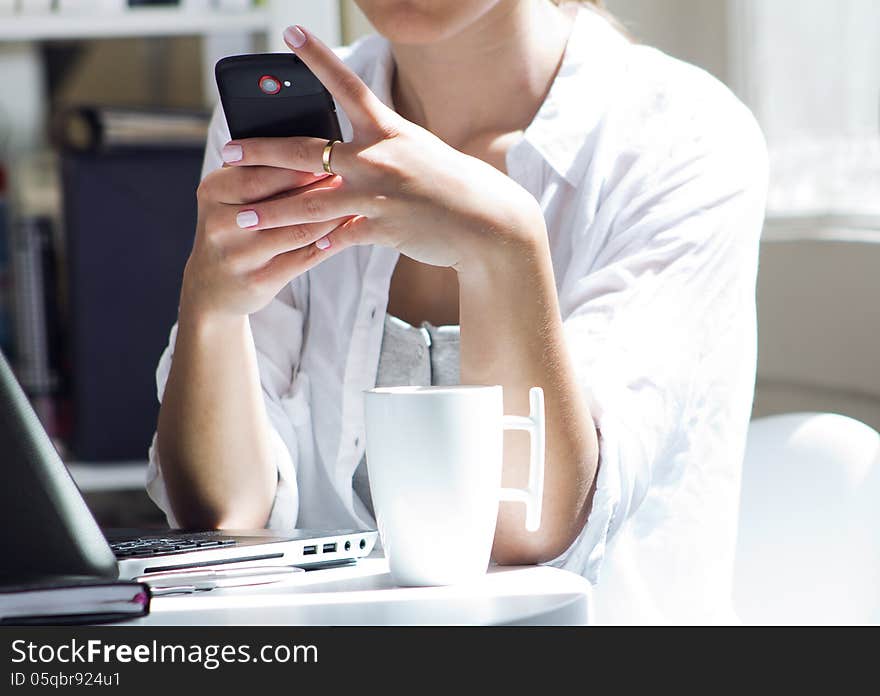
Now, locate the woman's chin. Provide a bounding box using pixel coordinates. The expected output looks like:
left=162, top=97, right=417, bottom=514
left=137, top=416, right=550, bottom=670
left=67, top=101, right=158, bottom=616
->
left=370, top=15, right=464, bottom=45
left=356, top=0, right=502, bottom=45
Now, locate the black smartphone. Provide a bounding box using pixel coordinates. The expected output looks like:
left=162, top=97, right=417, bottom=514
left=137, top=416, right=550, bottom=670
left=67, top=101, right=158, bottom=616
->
left=215, top=53, right=342, bottom=141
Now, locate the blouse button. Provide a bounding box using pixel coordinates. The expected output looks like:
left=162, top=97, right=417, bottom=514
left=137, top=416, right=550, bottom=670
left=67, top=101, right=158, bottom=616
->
left=354, top=437, right=360, bottom=448
left=370, top=307, right=377, bottom=319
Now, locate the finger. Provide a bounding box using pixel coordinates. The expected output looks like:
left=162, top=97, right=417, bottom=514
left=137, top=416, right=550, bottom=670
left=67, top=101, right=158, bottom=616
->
left=223, top=136, right=354, bottom=179
left=233, top=217, right=351, bottom=268
left=251, top=218, right=354, bottom=297
left=328, top=214, right=380, bottom=247
left=233, top=183, right=367, bottom=231
left=201, top=164, right=325, bottom=205
left=282, top=24, right=390, bottom=129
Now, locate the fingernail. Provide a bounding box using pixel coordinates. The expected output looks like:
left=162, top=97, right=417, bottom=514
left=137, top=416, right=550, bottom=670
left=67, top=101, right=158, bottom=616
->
left=315, top=236, right=331, bottom=250
left=222, top=143, right=242, bottom=163
left=284, top=25, right=307, bottom=48
left=236, top=210, right=259, bottom=228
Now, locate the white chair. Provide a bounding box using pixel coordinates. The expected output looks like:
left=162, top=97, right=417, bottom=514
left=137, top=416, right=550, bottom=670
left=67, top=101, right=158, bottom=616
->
left=734, top=412, right=880, bottom=624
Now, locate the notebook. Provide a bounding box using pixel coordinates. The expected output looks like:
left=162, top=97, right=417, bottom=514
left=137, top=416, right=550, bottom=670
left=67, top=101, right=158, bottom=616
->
left=0, top=575, right=150, bottom=625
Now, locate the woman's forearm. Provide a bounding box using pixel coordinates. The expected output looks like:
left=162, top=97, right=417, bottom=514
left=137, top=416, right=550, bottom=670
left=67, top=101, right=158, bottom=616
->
left=155, top=303, right=277, bottom=529
left=458, top=228, right=599, bottom=564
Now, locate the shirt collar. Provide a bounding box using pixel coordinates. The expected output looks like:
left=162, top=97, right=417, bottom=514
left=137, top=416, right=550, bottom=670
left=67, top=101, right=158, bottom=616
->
left=519, top=7, right=631, bottom=185
left=360, top=6, right=629, bottom=186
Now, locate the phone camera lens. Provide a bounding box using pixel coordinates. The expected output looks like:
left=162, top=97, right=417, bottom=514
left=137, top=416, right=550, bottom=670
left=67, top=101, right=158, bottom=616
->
left=258, top=75, right=282, bottom=95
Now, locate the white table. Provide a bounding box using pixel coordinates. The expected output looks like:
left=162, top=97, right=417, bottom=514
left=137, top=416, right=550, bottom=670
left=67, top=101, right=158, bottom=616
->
left=128, top=557, right=593, bottom=626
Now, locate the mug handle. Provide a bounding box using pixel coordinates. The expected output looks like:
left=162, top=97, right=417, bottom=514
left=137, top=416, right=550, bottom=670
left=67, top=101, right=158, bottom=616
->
left=500, top=387, right=545, bottom=532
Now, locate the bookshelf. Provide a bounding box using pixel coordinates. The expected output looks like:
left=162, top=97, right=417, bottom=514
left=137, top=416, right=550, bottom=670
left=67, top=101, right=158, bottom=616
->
left=0, top=2, right=342, bottom=495
left=0, top=2, right=342, bottom=147
left=0, top=3, right=341, bottom=45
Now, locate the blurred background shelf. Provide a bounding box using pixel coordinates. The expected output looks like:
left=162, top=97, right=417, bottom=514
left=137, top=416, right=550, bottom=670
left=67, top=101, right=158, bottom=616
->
left=67, top=461, right=147, bottom=493
left=0, top=1, right=344, bottom=136
left=66, top=461, right=163, bottom=528
left=0, top=8, right=270, bottom=41
left=0, top=3, right=355, bottom=526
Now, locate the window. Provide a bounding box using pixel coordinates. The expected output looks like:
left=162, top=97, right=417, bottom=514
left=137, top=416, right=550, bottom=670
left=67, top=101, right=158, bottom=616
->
left=729, top=0, right=880, bottom=219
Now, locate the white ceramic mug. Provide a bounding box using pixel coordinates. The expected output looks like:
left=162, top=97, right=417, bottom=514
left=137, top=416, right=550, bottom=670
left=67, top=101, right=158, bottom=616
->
left=363, top=385, right=545, bottom=586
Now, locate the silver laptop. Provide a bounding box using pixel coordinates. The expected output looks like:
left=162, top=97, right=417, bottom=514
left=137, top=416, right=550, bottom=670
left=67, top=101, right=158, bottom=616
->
left=0, top=351, right=377, bottom=581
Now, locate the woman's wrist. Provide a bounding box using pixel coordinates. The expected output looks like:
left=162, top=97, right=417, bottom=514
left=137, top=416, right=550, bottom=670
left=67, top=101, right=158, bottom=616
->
left=178, top=287, right=249, bottom=342
left=176, top=257, right=247, bottom=331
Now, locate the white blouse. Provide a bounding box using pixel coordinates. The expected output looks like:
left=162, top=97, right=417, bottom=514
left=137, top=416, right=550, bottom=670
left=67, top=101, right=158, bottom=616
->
left=146, top=7, right=768, bottom=624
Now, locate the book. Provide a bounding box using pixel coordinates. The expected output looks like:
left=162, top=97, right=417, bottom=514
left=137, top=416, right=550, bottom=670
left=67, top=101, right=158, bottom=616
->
left=6, top=151, right=69, bottom=443
left=0, top=576, right=151, bottom=625
left=10, top=216, right=64, bottom=397
left=8, top=214, right=71, bottom=441
left=55, top=105, right=211, bottom=152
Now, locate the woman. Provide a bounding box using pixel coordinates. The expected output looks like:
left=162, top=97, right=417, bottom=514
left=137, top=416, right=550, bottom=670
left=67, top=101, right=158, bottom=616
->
left=147, top=0, right=767, bottom=623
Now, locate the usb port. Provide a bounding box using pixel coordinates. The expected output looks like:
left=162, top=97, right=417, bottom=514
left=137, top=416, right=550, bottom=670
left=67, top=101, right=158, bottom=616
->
left=322, top=542, right=337, bottom=554
left=303, top=545, right=317, bottom=555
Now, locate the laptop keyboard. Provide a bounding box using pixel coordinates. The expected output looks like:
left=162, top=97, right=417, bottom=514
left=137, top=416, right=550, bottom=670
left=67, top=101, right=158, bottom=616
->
left=110, top=534, right=238, bottom=558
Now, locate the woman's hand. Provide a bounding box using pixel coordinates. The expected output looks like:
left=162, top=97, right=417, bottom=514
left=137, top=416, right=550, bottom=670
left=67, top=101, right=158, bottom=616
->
left=218, top=25, right=547, bottom=276
left=182, top=162, right=353, bottom=319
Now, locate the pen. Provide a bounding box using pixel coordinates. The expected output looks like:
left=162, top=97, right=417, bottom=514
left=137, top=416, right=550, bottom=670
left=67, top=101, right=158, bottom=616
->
left=135, top=565, right=305, bottom=595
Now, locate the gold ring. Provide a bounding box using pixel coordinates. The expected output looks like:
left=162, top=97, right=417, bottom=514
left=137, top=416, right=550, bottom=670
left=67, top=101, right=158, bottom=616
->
left=322, top=139, right=341, bottom=175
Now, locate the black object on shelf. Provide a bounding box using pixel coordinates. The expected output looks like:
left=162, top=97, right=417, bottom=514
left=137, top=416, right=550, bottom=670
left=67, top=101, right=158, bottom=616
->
left=60, top=138, right=201, bottom=461
left=54, top=105, right=210, bottom=153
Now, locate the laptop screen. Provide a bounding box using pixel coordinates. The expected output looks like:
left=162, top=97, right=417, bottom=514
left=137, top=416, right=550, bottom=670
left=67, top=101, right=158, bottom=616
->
left=0, top=351, right=118, bottom=580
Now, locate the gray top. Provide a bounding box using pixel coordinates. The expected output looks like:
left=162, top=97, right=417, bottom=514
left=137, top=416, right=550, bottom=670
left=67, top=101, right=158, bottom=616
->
left=353, top=313, right=461, bottom=519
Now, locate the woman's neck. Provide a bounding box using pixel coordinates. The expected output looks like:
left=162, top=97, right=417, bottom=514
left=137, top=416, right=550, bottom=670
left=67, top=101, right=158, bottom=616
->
left=389, top=0, right=574, bottom=150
